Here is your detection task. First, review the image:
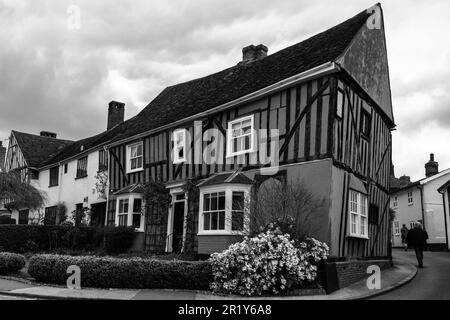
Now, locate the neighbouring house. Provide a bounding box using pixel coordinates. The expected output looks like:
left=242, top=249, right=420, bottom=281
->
left=3, top=101, right=126, bottom=226
left=0, top=141, right=6, bottom=172
left=3, top=131, right=73, bottom=224
left=390, top=154, right=450, bottom=251
left=102, top=4, right=395, bottom=258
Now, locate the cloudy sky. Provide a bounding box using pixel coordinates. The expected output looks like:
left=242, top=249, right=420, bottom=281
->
left=1, top=0, right=449, bottom=181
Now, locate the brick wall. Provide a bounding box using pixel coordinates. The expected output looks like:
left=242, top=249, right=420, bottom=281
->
left=322, top=259, right=393, bottom=293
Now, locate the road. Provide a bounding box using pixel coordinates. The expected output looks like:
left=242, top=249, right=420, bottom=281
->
left=372, top=248, right=450, bottom=300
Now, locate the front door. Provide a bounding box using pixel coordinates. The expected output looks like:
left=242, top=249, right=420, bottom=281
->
left=90, top=202, right=107, bottom=227
left=172, top=201, right=185, bottom=253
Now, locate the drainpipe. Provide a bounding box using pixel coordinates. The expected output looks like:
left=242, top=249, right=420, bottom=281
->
left=104, top=145, right=110, bottom=227
left=442, top=191, right=449, bottom=251
left=419, top=185, right=426, bottom=230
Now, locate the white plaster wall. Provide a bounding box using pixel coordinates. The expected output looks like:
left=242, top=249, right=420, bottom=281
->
left=422, top=175, right=449, bottom=245
left=390, top=187, right=422, bottom=247
left=28, top=150, right=107, bottom=223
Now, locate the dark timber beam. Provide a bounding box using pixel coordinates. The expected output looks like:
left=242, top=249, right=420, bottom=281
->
left=279, top=80, right=330, bottom=158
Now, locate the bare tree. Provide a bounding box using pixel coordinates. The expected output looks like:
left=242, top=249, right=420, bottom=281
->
left=248, top=177, right=325, bottom=241
left=0, top=171, right=46, bottom=211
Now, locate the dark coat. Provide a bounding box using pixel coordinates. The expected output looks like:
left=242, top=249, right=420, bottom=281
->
left=406, top=227, right=428, bottom=247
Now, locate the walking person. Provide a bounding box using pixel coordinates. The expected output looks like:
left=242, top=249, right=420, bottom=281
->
left=401, top=224, right=409, bottom=251
left=406, top=222, right=428, bottom=268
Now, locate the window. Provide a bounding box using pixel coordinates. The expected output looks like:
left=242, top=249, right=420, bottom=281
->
left=18, top=209, right=29, bottom=225
left=226, top=115, right=255, bottom=157
left=202, top=192, right=226, bottom=231
left=132, top=198, right=142, bottom=229
left=348, top=190, right=368, bottom=239
left=369, top=204, right=379, bottom=225
left=393, top=196, right=398, bottom=208
left=127, top=142, right=143, bottom=173
left=64, top=163, right=68, bottom=174
left=336, top=90, right=344, bottom=118
left=173, top=129, right=187, bottom=164
left=115, top=196, right=143, bottom=231
left=76, top=157, right=88, bottom=179
left=44, top=206, right=57, bottom=225
left=407, top=192, right=413, bottom=205
left=394, top=221, right=400, bottom=236
left=360, top=109, right=371, bottom=137
left=231, top=191, right=245, bottom=231
left=49, top=166, right=59, bottom=187
left=74, top=203, right=84, bottom=226
left=118, top=199, right=129, bottom=226
left=199, top=186, right=251, bottom=234
left=98, top=150, right=108, bottom=171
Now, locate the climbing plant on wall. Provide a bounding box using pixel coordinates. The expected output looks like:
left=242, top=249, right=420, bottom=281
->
left=183, top=179, right=200, bottom=254
left=142, top=179, right=170, bottom=253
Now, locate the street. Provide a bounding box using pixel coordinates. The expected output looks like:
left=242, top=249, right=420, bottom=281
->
left=372, top=248, right=450, bottom=300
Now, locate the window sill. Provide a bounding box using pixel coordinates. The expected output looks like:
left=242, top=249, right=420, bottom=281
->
left=226, top=150, right=255, bottom=158
left=127, top=168, right=144, bottom=174
left=48, top=185, right=59, bottom=188
left=347, top=235, right=369, bottom=240
left=75, top=175, right=88, bottom=180
left=198, top=231, right=246, bottom=236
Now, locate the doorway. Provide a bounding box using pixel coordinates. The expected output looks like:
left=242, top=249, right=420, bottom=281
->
left=90, top=202, right=106, bottom=227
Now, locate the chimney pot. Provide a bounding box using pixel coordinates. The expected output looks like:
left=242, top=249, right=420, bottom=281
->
left=107, top=101, right=125, bottom=130
left=40, top=131, right=57, bottom=138
left=425, top=153, right=439, bottom=177
left=242, top=44, right=268, bottom=63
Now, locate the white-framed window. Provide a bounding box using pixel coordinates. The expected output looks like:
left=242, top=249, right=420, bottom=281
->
left=118, top=199, right=129, bottom=227
left=394, top=221, right=400, bottom=236
left=348, top=190, right=369, bottom=239
left=393, top=196, right=398, bottom=208
left=126, top=142, right=143, bottom=173
left=198, top=185, right=251, bottom=235
left=115, top=195, right=144, bottom=231
left=226, top=115, right=255, bottom=157
left=173, top=129, right=187, bottom=164
left=407, top=192, right=413, bottom=205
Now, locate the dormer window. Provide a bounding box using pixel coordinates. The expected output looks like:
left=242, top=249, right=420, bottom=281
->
left=126, top=142, right=143, bottom=173
left=226, top=115, right=255, bottom=157
left=173, top=129, right=187, bottom=164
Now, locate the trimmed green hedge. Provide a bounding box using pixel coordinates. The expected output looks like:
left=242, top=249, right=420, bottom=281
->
left=28, top=254, right=212, bottom=290
left=0, top=225, right=136, bottom=254
left=0, top=252, right=26, bottom=275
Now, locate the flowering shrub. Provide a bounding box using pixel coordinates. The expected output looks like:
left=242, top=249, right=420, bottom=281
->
left=209, top=231, right=329, bottom=296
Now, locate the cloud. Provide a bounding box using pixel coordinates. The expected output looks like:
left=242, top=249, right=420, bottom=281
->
left=1, top=0, right=450, bottom=181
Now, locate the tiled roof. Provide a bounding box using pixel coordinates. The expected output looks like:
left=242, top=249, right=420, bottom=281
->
left=12, top=131, right=73, bottom=168
left=198, top=171, right=254, bottom=188
left=113, top=183, right=146, bottom=195
left=40, top=7, right=372, bottom=168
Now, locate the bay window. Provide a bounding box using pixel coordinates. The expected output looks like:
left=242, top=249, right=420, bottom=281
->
left=116, top=195, right=144, bottom=231
left=199, top=185, right=251, bottom=235
left=348, top=190, right=368, bottom=239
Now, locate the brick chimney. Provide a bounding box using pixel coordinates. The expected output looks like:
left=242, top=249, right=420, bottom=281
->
left=425, top=153, right=439, bottom=177
left=0, top=141, right=6, bottom=172
left=107, top=101, right=125, bottom=130
left=399, top=175, right=411, bottom=185
left=242, top=44, right=268, bottom=63
left=40, top=131, right=57, bottom=138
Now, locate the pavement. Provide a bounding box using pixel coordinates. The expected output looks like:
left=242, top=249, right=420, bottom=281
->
left=371, top=249, right=450, bottom=300
left=0, top=250, right=419, bottom=300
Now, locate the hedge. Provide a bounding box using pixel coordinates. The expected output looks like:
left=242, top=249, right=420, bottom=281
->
left=0, top=252, right=26, bottom=275
left=0, top=225, right=136, bottom=254
left=28, top=254, right=212, bottom=290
